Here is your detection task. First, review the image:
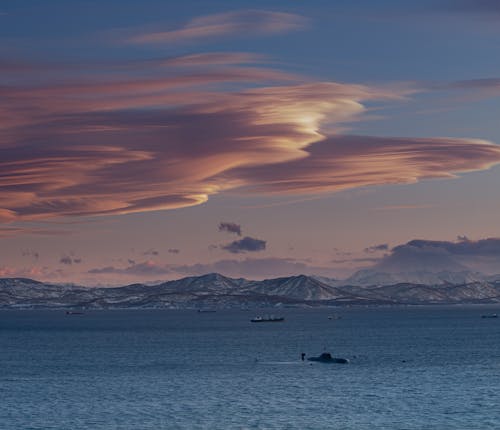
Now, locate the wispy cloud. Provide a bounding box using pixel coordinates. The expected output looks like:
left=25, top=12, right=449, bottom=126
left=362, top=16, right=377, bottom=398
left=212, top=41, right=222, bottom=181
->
left=373, top=204, right=435, bottom=211
left=0, top=226, right=71, bottom=238
left=0, top=58, right=409, bottom=221
left=87, top=256, right=339, bottom=280
left=1, top=68, right=499, bottom=222
left=159, top=52, right=266, bottom=67
left=226, top=135, right=500, bottom=195
left=89, top=260, right=171, bottom=276
left=129, top=10, right=307, bottom=44
left=0, top=265, right=63, bottom=279
left=364, top=244, right=389, bottom=253
left=331, top=257, right=381, bottom=264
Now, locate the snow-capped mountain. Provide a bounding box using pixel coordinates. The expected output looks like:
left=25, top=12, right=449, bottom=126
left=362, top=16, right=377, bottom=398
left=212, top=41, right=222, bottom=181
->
left=345, top=269, right=486, bottom=287
left=243, top=274, right=348, bottom=301
left=1, top=272, right=500, bottom=309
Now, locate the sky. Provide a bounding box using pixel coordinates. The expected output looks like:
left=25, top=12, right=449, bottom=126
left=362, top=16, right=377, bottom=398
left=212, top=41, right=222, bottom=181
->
left=2, top=0, right=500, bottom=285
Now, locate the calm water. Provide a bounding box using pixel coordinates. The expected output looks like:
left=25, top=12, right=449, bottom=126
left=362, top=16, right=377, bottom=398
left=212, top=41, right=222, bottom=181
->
left=1, top=307, right=499, bottom=429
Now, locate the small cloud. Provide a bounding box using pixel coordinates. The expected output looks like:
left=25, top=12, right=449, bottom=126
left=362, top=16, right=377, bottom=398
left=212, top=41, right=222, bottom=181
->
left=59, top=253, right=82, bottom=265
left=221, top=236, right=266, bottom=254
left=168, top=248, right=180, bottom=254
left=128, top=259, right=136, bottom=265
left=364, top=243, right=389, bottom=253
left=143, top=248, right=159, bottom=256
left=218, top=222, right=242, bottom=236
left=60, top=256, right=73, bottom=265
left=22, top=249, right=40, bottom=259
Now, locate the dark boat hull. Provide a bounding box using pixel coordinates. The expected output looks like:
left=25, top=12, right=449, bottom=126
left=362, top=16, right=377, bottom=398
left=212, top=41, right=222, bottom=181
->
left=308, top=357, right=349, bottom=364
left=307, top=352, right=349, bottom=364
left=251, top=317, right=284, bottom=323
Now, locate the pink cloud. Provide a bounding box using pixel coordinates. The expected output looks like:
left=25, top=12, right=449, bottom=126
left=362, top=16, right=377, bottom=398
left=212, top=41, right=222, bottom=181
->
left=226, top=135, right=500, bottom=195
left=0, top=226, right=71, bottom=238
left=129, top=10, right=307, bottom=44
left=0, top=265, right=63, bottom=279
left=1, top=45, right=500, bottom=225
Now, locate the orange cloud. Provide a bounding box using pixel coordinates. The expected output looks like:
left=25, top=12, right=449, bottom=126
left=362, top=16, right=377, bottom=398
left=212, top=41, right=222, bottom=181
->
left=0, top=265, right=63, bottom=279
left=1, top=47, right=500, bottom=224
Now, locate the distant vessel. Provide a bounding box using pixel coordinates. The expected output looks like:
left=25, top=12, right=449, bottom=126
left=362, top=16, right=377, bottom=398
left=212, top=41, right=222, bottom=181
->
left=197, top=309, right=216, bottom=313
left=481, top=314, right=498, bottom=318
left=250, top=315, right=284, bottom=323
left=307, top=352, right=349, bottom=364
left=328, top=315, right=342, bottom=320
left=65, top=311, right=84, bottom=315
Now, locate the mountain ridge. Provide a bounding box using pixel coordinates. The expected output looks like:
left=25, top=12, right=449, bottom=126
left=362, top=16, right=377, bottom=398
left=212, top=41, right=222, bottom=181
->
left=1, top=272, right=500, bottom=309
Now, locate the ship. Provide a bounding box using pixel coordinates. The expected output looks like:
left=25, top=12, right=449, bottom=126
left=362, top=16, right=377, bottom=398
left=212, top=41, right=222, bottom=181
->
left=250, top=315, right=284, bottom=323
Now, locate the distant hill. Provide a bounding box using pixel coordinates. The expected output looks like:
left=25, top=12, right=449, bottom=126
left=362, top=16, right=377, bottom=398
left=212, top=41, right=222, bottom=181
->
left=1, top=273, right=500, bottom=309
left=345, top=269, right=485, bottom=287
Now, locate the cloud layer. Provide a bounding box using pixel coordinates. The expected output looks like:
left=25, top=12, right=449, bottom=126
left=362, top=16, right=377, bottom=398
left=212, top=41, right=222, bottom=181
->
left=2, top=11, right=500, bottom=225
left=372, top=237, right=500, bottom=274
left=87, top=256, right=337, bottom=281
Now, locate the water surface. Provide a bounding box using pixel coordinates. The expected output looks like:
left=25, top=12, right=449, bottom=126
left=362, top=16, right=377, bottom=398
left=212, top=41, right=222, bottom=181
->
left=1, top=307, right=499, bottom=429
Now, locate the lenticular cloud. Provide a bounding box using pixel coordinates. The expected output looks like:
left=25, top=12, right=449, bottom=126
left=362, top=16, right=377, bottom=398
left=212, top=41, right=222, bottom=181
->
left=1, top=48, right=500, bottom=222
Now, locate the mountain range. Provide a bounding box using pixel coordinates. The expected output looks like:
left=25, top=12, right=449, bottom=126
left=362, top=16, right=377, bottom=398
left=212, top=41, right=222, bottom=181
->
left=2, top=270, right=500, bottom=309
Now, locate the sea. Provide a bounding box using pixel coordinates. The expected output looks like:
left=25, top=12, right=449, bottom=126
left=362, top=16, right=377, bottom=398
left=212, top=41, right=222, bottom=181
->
left=1, top=306, right=499, bottom=429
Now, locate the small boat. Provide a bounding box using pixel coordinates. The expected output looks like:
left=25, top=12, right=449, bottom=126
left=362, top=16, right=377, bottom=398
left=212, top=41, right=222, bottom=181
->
left=197, top=309, right=216, bottom=313
left=307, top=352, right=349, bottom=364
left=250, top=315, right=284, bottom=323
left=65, top=311, right=84, bottom=315
left=328, top=315, right=342, bottom=320
left=481, top=314, right=498, bottom=318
